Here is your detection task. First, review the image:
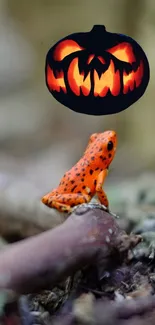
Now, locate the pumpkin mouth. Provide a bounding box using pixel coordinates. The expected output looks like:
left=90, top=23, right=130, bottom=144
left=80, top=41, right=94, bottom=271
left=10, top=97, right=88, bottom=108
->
left=47, top=57, right=144, bottom=97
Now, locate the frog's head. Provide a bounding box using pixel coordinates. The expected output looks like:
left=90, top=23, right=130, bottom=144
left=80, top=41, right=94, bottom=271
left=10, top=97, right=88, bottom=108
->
left=88, top=130, right=117, bottom=169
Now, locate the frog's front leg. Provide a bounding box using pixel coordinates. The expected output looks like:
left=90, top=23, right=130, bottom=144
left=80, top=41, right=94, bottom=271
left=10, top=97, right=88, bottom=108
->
left=43, top=193, right=91, bottom=212
left=95, top=169, right=109, bottom=209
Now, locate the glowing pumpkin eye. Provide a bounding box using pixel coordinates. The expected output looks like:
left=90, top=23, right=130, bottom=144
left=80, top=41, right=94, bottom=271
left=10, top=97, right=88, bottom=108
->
left=53, top=40, right=84, bottom=61
left=106, top=42, right=136, bottom=63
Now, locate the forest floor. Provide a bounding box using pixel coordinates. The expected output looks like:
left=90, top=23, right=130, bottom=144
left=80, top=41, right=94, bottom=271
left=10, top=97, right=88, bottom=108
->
left=1, top=172, right=155, bottom=325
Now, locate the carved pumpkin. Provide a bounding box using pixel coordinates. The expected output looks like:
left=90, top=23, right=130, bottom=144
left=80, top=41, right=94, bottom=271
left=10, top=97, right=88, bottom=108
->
left=45, top=25, right=150, bottom=115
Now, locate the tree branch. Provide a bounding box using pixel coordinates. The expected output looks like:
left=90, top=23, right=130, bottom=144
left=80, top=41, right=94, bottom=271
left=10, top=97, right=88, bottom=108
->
left=0, top=205, right=141, bottom=294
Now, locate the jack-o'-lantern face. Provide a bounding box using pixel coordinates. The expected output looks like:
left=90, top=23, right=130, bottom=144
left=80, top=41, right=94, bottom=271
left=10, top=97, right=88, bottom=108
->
left=45, top=25, right=150, bottom=115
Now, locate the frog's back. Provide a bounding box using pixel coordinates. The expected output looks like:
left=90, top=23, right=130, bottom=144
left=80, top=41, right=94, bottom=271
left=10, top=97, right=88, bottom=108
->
left=56, top=130, right=117, bottom=195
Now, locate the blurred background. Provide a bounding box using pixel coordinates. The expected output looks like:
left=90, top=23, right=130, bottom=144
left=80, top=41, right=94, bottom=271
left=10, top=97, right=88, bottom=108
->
left=0, top=0, right=154, bottom=206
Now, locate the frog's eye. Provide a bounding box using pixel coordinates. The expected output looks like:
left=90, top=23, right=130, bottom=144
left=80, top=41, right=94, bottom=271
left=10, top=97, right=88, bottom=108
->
left=107, top=141, right=113, bottom=151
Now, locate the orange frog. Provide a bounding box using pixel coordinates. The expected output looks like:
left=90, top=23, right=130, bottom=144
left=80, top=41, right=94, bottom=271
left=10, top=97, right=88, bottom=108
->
left=42, top=130, right=117, bottom=212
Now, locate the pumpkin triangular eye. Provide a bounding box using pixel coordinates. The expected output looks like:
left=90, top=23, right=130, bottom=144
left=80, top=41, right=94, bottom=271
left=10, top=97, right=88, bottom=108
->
left=53, top=40, right=84, bottom=61
left=106, top=42, right=136, bottom=63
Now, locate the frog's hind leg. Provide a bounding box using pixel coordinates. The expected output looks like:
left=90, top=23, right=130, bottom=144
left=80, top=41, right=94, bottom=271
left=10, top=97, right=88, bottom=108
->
left=49, top=201, right=71, bottom=213
left=42, top=189, right=58, bottom=206
left=44, top=193, right=91, bottom=212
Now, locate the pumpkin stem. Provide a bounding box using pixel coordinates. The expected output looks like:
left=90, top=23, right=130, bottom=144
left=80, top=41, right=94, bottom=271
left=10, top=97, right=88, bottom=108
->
left=91, top=25, right=106, bottom=33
